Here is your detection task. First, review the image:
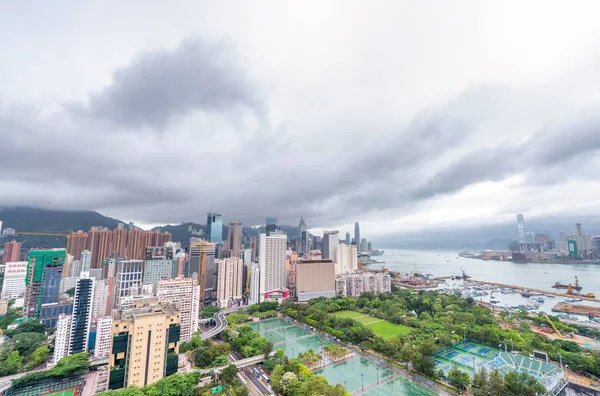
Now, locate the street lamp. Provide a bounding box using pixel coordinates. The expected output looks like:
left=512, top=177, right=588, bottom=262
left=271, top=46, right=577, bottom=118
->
left=361, top=373, right=364, bottom=391
left=377, top=367, right=380, bottom=384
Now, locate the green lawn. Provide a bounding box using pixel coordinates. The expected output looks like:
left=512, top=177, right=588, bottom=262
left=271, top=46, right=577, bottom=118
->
left=333, top=310, right=412, bottom=339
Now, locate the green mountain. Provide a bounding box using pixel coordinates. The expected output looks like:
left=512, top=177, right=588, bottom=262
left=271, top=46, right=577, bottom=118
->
left=0, top=207, right=124, bottom=249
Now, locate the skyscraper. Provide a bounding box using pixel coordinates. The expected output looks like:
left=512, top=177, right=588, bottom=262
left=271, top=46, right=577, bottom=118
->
left=107, top=301, right=180, bottom=390
left=111, top=225, right=127, bottom=259
left=258, top=231, right=287, bottom=302
left=354, top=222, right=360, bottom=250
left=517, top=214, right=525, bottom=244
left=188, top=241, right=217, bottom=303
left=250, top=237, right=257, bottom=261
left=206, top=212, right=223, bottom=243
left=227, top=222, right=243, bottom=258
left=360, top=238, right=367, bottom=253
left=157, top=277, right=200, bottom=342
left=114, top=259, right=144, bottom=309
left=345, top=233, right=350, bottom=245
left=1, top=261, right=27, bottom=299
left=216, top=257, right=244, bottom=308
left=54, top=314, right=72, bottom=364
left=335, top=243, right=358, bottom=274
left=24, top=249, right=73, bottom=328
left=69, top=276, right=95, bottom=355
left=68, top=231, right=88, bottom=260
left=143, top=250, right=174, bottom=293
left=126, top=227, right=145, bottom=260
left=2, top=240, right=21, bottom=264
left=94, top=316, right=112, bottom=359
left=266, top=218, right=278, bottom=236
left=86, top=227, right=112, bottom=269
left=322, top=231, right=339, bottom=261
left=249, top=263, right=260, bottom=305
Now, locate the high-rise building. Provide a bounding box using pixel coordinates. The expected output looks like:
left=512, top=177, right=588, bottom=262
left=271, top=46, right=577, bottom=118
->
left=69, top=277, right=95, bottom=355
left=206, top=212, right=223, bottom=243
left=54, top=314, right=72, bottom=364
left=322, top=231, right=339, bottom=261
left=94, top=316, right=112, bottom=359
left=2, top=240, right=21, bottom=264
left=296, top=260, right=336, bottom=301
left=248, top=263, right=260, bottom=305
left=227, top=222, right=243, bottom=258
left=1, top=261, right=27, bottom=299
left=367, top=242, right=372, bottom=251
left=216, top=257, right=244, bottom=308
left=298, top=217, right=307, bottom=254
left=107, top=300, right=180, bottom=390
left=517, top=214, right=525, bottom=244
left=157, top=277, right=200, bottom=342
left=243, top=248, right=252, bottom=266
left=126, top=227, right=146, bottom=260
left=258, top=231, right=287, bottom=302
left=92, top=279, right=109, bottom=319
left=111, top=226, right=128, bottom=259
left=266, top=218, right=278, bottom=236
left=354, top=222, right=360, bottom=250
left=250, top=237, right=257, bottom=261
left=24, top=249, right=73, bottom=329
left=114, top=259, right=144, bottom=309
left=188, top=241, right=218, bottom=303
left=345, top=233, right=350, bottom=245
left=86, top=227, right=112, bottom=269
left=68, top=231, right=88, bottom=261
left=143, top=257, right=174, bottom=293
left=335, top=243, right=358, bottom=274
left=360, top=238, right=367, bottom=253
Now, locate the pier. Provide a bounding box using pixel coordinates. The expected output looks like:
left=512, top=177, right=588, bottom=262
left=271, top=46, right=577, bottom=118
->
left=469, top=279, right=600, bottom=303
left=552, top=302, right=600, bottom=316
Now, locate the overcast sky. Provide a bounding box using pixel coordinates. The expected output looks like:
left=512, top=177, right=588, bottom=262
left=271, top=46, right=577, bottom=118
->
left=2, top=1, right=600, bottom=242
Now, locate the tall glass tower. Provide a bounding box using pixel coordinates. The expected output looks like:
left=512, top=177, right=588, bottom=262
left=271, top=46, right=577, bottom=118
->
left=354, top=222, right=360, bottom=250
left=517, top=214, right=525, bottom=244
left=207, top=212, right=223, bottom=243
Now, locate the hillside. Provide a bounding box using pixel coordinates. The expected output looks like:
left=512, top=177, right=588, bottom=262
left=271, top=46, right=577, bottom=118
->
left=0, top=207, right=124, bottom=249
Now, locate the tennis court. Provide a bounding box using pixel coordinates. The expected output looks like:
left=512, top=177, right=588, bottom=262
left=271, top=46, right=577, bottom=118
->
left=433, top=341, right=500, bottom=377
left=248, top=319, right=312, bottom=345
left=485, top=352, right=564, bottom=391
left=315, top=356, right=392, bottom=393
left=247, top=318, right=290, bottom=333
left=48, top=391, right=75, bottom=396
left=363, top=377, right=438, bottom=396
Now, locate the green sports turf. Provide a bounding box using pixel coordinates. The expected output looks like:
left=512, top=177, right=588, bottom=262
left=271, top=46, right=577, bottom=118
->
left=47, top=391, right=75, bottom=396
left=333, top=311, right=412, bottom=339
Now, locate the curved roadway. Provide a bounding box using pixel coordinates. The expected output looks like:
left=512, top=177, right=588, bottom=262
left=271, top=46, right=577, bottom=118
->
left=201, top=306, right=243, bottom=340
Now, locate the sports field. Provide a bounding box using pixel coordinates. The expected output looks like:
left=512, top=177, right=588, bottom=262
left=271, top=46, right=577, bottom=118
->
left=333, top=311, right=411, bottom=339
left=48, top=391, right=75, bottom=396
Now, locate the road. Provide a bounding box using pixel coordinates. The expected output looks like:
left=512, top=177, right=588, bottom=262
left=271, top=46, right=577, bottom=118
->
left=201, top=306, right=243, bottom=340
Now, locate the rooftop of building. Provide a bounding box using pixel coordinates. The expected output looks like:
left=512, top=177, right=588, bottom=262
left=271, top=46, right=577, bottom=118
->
left=113, top=300, right=179, bottom=322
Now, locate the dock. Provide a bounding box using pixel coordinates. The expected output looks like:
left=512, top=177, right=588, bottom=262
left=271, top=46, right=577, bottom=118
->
left=470, top=279, right=600, bottom=303
left=552, top=302, right=600, bottom=316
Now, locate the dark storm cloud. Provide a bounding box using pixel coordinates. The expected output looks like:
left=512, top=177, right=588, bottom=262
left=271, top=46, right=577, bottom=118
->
left=73, top=36, right=265, bottom=129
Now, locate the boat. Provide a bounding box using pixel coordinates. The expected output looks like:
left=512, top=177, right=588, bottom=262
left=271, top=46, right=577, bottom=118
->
left=564, top=298, right=583, bottom=303
left=370, top=250, right=384, bottom=256
left=552, top=276, right=583, bottom=291
left=537, top=297, right=544, bottom=303
left=521, top=290, right=532, bottom=298
left=446, top=260, right=450, bottom=262
left=545, top=294, right=556, bottom=298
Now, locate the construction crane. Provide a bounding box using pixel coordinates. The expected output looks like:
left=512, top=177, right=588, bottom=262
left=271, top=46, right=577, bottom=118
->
left=545, top=314, right=563, bottom=338
left=15, top=231, right=73, bottom=251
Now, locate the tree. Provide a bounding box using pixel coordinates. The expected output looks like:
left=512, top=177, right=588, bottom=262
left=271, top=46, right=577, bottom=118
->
left=27, top=345, right=50, bottom=369
left=211, top=355, right=229, bottom=368
left=472, top=369, right=489, bottom=396
left=263, top=340, right=274, bottom=360
left=12, top=332, right=46, bottom=357
left=221, top=364, right=238, bottom=385
left=276, top=349, right=285, bottom=359
left=201, top=305, right=221, bottom=318
left=488, top=369, right=505, bottom=395
left=504, top=370, right=547, bottom=396
left=4, top=321, right=46, bottom=337
left=447, top=367, right=470, bottom=391
left=0, top=351, right=23, bottom=375
left=280, top=372, right=297, bottom=392
left=65, top=287, right=76, bottom=297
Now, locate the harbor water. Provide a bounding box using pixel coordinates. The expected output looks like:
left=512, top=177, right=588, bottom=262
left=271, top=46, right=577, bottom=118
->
left=377, top=249, right=600, bottom=320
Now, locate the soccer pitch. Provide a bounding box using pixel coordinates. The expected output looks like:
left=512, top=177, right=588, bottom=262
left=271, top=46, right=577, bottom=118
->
left=333, top=311, right=412, bottom=339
